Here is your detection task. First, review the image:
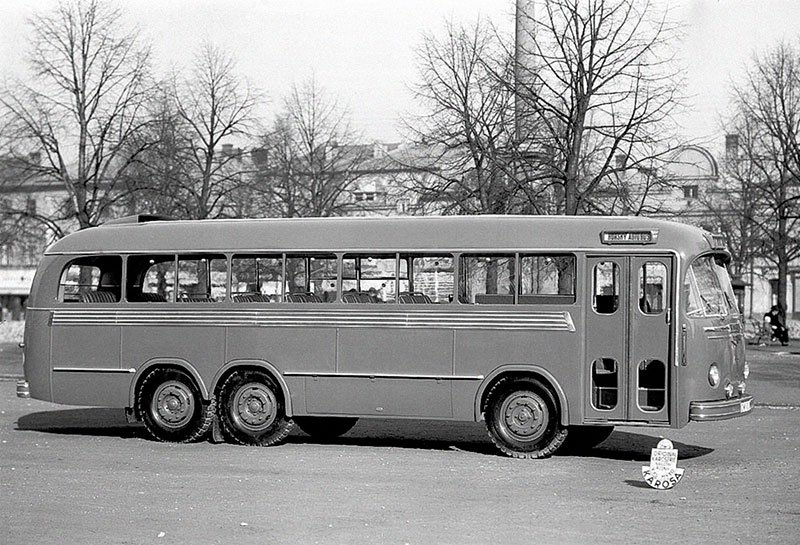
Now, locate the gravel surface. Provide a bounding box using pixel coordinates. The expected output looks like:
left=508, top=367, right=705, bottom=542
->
left=1, top=343, right=798, bottom=544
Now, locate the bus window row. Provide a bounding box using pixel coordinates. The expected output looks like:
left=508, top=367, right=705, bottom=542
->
left=58, top=252, right=577, bottom=305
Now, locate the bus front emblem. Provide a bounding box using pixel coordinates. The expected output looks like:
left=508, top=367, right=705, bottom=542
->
left=642, top=439, right=684, bottom=490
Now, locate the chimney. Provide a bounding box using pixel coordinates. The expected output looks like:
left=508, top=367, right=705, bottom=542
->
left=615, top=153, right=627, bottom=170
left=221, top=143, right=234, bottom=156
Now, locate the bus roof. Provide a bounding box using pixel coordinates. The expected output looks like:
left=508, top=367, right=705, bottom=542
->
left=45, top=215, right=721, bottom=257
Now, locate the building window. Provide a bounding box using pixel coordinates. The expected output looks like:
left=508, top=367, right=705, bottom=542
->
left=683, top=185, right=698, bottom=199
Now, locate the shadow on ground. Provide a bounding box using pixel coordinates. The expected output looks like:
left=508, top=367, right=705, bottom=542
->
left=16, top=408, right=142, bottom=438
left=15, top=408, right=714, bottom=461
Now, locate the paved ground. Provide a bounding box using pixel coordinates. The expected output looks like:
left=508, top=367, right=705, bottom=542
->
left=1, top=342, right=798, bottom=544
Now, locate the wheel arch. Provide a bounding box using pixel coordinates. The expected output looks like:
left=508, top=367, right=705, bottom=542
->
left=211, top=359, right=294, bottom=417
left=475, top=365, right=569, bottom=426
left=129, top=358, right=209, bottom=411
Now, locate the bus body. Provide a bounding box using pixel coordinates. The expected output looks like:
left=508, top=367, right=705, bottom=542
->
left=17, top=215, right=752, bottom=458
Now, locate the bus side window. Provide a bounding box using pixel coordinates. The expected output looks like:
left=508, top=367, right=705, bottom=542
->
left=231, top=254, right=282, bottom=302
left=460, top=255, right=515, bottom=304
left=593, top=261, right=619, bottom=314
left=59, top=256, right=122, bottom=303
left=402, top=255, right=453, bottom=304
left=286, top=254, right=336, bottom=303
left=177, top=254, right=227, bottom=302
left=342, top=254, right=405, bottom=303
left=126, top=255, right=174, bottom=302
left=519, top=254, right=576, bottom=304
left=639, top=262, right=666, bottom=314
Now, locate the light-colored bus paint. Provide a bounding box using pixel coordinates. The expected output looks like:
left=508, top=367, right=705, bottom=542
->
left=21, top=215, right=750, bottom=438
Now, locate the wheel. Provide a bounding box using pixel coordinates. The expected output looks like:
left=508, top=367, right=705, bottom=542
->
left=484, top=376, right=567, bottom=459
left=294, top=417, right=358, bottom=439
left=136, top=367, right=214, bottom=443
left=560, top=425, right=615, bottom=453
left=216, top=369, right=293, bottom=446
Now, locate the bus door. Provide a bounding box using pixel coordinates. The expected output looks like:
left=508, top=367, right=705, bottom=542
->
left=584, top=256, right=672, bottom=424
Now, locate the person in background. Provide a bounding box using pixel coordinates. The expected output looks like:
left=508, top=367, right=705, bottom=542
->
left=764, top=305, right=789, bottom=346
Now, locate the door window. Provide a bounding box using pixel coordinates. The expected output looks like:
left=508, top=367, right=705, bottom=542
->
left=638, top=262, right=666, bottom=314
left=593, top=261, right=619, bottom=314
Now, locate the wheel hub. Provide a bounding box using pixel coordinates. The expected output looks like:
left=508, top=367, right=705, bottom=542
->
left=152, top=381, right=194, bottom=428
left=501, top=392, right=547, bottom=442
left=233, top=383, right=277, bottom=431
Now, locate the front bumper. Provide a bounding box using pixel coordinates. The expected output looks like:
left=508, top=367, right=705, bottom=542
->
left=689, top=394, right=753, bottom=421
left=16, top=380, right=30, bottom=399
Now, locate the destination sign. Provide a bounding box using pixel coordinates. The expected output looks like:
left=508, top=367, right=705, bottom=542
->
left=600, top=230, right=658, bottom=245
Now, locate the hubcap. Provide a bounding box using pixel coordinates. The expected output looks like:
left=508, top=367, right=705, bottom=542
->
left=500, top=391, right=548, bottom=442
left=231, top=382, right=277, bottom=432
left=151, top=380, right=194, bottom=429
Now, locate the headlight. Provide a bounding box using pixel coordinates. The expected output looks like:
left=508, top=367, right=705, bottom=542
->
left=708, top=364, right=721, bottom=387
left=724, top=383, right=734, bottom=398
left=743, top=362, right=750, bottom=379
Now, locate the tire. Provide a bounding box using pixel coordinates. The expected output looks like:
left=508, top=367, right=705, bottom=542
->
left=294, top=417, right=358, bottom=439
left=484, top=376, right=567, bottom=459
left=560, top=425, right=614, bottom=453
left=216, top=369, right=294, bottom=446
left=136, top=367, right=214, bottom=443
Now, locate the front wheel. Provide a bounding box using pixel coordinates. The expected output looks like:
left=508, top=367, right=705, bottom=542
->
left=136, top=368, right=214, bottom=443
left=294, top=417, right=358, bottom=439
left=216, top=370, right=293, bottom=446
left=484, top=377, right=567, bottom=459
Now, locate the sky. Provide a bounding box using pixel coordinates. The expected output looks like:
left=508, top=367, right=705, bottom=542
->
left=1, top=0, right=799, bottom=151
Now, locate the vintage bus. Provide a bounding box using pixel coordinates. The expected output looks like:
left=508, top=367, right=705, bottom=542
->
left=17, top=215, right=752, bottom=458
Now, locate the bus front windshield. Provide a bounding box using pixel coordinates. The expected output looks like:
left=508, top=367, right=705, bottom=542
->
left=685, top=255, right=739, bottom=318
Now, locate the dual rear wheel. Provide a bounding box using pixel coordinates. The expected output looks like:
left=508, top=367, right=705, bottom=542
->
left=137, top=368, right=357, bottom=446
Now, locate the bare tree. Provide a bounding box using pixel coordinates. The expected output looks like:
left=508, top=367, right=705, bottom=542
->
left=514, top=0, right=683, bottom=215
left=726, top=41, right=800, bottom=318
left=0, top=0, right=152, bottom=235
left=254, top=78, right=367, bottom=218
left=163, top=42, right=260, bottom=220
left=404, top=20, right=528, bottom=215
left=117, top=85, right=191, bottom=218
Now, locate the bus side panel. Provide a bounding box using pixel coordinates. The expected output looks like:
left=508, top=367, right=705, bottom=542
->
left=225, top=327, right=336, bottom=374
left=122, top=326, right=226, bottom=393
left=337, top=328, right=453, bottom=375
left=453, top=326, right=581, bottom=422
left=22, top=309, right=52, bottom=402
left=51, top=371, right=132, bottom=406
left=309, top=327, right=454, bottom=418
left=51, top=325, right=121, bottom=370
left=49, top=322, right=123, bottom=406
left=304, top=377, right=453, bottom=418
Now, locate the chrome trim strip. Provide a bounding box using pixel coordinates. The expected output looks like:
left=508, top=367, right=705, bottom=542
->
left=704, top=323, right=743, bottom=340
left=284, top=371, right=484, bottom=380
left=49, top=309, right=576, bottom=331
left=53, top=367, right=137, bottom=374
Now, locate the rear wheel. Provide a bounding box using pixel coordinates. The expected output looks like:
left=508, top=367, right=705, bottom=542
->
left=216, top=369, right=293, bottom=446
left=484, top=376, right=567, bottom=459
left=136, top=368, right=214, bottom=443
left=294, top=417, right=358, bottom=439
